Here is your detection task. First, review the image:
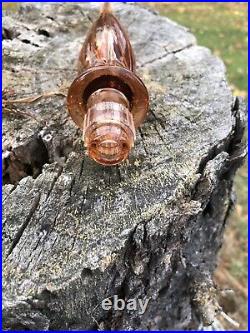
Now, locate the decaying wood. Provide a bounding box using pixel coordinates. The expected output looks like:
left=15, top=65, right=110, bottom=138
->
left=2, top=3, right=247, bottom=330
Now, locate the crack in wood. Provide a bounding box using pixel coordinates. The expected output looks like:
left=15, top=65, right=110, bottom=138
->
left=138, top=43, right=194, bottom=68
left=7, top=193, right=41, bottom=257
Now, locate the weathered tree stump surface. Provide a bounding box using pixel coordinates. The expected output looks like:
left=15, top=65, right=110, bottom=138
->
left=2, top=3, right=246, bottom=330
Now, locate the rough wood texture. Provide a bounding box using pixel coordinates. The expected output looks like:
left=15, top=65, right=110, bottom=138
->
left=2, top=3, right=246, bottom=330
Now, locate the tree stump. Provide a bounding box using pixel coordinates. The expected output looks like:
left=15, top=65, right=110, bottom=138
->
left=2, top=3, right=246, bottom=330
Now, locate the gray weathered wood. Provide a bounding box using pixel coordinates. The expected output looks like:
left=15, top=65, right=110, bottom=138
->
left=2, top=3, right=246, bottom=330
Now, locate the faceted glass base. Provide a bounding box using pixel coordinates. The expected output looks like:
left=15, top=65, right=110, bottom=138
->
left=83, top=88, right=135, bottom=165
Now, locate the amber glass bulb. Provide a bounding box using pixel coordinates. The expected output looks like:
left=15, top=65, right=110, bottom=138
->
left=67, top=3, right=149, bottom=165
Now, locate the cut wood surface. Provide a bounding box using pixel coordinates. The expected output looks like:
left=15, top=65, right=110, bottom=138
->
left=2, top=3, right=246, bottom=330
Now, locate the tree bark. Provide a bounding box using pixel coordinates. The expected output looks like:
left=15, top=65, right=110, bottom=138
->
left=2, top=3, right=246, bottom=330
